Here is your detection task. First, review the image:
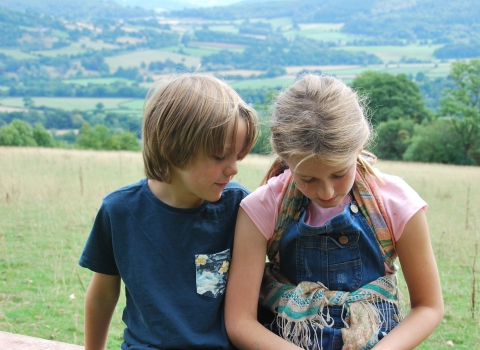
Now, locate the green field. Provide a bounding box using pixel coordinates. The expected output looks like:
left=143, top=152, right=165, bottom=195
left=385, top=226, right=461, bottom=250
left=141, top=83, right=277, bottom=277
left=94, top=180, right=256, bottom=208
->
left=284, top=22, right=356, bottom=43
left=62, top=78, right=134, bottom=86
left=0, top=97, right=144, bottom=112
left=104, top=50, right=201, bottom=72
left=0, top=147, right=479, bottom=349
left=336, top=44, right=444, bottom=63
left=229, top=77, right=295, bottom=89
left=161, top=44, right=244, bottom=58
left=0, top=49, right=38, bottom=60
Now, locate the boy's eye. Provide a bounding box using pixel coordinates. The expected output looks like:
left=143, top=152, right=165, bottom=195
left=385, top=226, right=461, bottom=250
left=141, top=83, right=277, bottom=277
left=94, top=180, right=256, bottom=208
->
left=213, top=155, right=225, bottom=161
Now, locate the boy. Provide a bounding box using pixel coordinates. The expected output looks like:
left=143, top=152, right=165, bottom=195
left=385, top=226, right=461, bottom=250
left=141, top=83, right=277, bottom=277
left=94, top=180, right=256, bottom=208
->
left=79, top=74, right=258, bottom=349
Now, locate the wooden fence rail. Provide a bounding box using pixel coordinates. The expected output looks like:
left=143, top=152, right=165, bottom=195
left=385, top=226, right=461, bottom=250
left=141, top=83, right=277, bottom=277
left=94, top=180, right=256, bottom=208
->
left=0, top=331, right=84, bottom=350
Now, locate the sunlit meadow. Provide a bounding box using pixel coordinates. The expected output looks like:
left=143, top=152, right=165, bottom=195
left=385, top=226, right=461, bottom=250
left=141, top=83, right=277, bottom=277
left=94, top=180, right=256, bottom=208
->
left=0, top=147, right=479, bottom=349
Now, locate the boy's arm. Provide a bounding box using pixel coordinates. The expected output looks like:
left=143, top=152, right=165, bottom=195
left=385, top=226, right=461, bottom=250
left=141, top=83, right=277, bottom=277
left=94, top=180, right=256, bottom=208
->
left=84, top=272, right=121, bottom=350
left=225, top=208, right=302, bottom=350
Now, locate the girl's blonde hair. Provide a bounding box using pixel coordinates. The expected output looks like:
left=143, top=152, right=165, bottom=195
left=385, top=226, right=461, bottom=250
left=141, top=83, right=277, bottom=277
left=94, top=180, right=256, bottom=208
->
left=264, top=74, right=376, bottom=182
left=142, top=73, right=258, bottom=183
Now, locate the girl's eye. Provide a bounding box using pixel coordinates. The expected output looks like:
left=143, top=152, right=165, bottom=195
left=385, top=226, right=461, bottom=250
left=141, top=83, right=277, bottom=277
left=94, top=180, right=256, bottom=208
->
left=301, top=178, right=315, bottom=184
left=333, top=173, right=347, bottom=179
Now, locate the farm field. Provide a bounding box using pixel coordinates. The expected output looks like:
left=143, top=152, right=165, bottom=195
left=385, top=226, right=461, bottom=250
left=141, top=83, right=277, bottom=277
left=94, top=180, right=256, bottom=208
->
left=62, top=78, right=135, bottom=86
left=0, top=97, right=144, bottom=113
left=336, top=44, right=444, bottom=63
left=0, top=147, right=479, bottom=349
left=103, top=49, right=201, bottom=72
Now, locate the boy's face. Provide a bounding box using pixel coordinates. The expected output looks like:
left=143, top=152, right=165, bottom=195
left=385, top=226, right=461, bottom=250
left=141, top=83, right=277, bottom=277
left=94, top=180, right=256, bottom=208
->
left=169, top=117, right=248, bottom=208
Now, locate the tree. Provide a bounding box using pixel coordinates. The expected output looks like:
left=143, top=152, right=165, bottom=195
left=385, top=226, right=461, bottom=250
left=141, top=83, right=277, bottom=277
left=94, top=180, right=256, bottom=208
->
left=403, top=119, right=474, bottom=165
left=439, top=58, right=480, bottom=163
left=372, top=118, right=415, bottom=161
left=32, top=124, right=55, bottom=147
left=352, top=71, right=429, bottom=125
left=0, top=119, right=37, bottom=146
left=22, top=96, right=34, bottom=108
left=76, top=123, right=111, bottom=150
left=76, top=123, right=140, bottom=151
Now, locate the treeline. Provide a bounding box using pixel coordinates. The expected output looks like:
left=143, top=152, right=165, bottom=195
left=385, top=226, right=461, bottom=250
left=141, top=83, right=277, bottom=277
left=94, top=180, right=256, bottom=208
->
left=6, top=81, right=148, bottom=98
left=198, top=35, right=381, bottom=70
left=0, top=119, right=140, bottom=150
left=0, top=105, right=141, bottom=132
left=0, top=103, right=141, bottom=150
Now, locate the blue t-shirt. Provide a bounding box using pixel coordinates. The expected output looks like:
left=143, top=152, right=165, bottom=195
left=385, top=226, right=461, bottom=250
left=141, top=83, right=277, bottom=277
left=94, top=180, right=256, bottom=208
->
left=79, top=178, right=249, bottom=349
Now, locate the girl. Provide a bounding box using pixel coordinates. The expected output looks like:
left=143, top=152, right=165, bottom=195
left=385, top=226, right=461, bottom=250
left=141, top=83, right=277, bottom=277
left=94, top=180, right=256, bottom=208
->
left=225, top=74, right=443, bottom=350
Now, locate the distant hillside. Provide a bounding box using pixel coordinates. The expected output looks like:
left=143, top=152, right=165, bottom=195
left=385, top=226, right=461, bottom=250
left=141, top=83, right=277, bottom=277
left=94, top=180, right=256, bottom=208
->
left=0, top=0, right=152, bottom=19
left=171, top=0, right=480, bottom=42
left=109, top=0, right=241, bottom=11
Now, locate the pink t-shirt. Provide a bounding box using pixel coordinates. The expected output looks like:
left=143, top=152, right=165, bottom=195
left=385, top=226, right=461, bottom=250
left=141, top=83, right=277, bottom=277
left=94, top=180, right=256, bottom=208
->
left=241, top=169, right=427, bottom=242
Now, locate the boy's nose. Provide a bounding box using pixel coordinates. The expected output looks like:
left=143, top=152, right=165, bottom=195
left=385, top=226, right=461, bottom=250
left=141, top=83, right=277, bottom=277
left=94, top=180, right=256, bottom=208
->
left=225, top=159, right=238, bottom=177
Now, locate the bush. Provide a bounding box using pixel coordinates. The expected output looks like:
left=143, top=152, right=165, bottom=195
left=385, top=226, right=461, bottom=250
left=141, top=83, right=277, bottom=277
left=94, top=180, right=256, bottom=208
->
left=403, top=118, right=474, bottom=165
left=372, top=118, right=415, bottom=161
left=0, top=119, right=54, bottom=147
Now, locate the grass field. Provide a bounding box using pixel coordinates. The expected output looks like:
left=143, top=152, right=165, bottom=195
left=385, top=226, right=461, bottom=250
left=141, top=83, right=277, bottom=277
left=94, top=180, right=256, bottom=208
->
left=104, top=50, right=201, bottom=73
left=1, top=148, right=479, bottom=349
left=336, top=44, right=444, bottom=64
left=0, top=49, right=38, bottom=60
left=62, top=78, right=134, bottom=86
left=227, top=62, right=451, bottom=89
left=284, top=22, right=354, bottom=43
left=0, top=97, right=144, bottom=113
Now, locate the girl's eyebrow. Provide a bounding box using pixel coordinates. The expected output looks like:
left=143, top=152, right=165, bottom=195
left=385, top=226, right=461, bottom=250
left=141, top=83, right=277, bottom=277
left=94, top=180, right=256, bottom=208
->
left=297, top=165, right=350, bottom=177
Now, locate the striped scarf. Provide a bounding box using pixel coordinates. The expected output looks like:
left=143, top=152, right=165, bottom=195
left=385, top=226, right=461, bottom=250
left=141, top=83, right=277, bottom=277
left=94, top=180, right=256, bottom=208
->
left=259, top=164, right=403, bottom=350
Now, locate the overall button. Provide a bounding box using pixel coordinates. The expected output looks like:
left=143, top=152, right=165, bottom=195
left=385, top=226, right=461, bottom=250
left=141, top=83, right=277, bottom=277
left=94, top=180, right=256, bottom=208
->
left=339, top=236, right=349, bottom=244
left=350, top=203, right=358, bottom=213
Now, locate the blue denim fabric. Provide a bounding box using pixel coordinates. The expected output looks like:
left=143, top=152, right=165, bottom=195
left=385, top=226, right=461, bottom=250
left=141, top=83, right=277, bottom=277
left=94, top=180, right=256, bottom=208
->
left=269, top=199, right=398, bottom=349
left=279, top=200, right=385, bottom=290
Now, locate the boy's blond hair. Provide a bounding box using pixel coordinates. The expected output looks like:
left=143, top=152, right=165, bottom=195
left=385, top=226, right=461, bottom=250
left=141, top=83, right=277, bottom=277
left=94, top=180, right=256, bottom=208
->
left=142, top=73, right=258, bottom=182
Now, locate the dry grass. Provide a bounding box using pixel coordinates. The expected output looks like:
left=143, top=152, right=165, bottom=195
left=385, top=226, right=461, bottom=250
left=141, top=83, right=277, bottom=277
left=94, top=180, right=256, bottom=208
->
left=0, top=147, right=479, bottom=349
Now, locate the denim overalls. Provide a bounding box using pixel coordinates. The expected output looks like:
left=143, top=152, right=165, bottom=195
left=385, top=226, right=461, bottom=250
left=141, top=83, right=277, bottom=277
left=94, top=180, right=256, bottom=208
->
left=268, top=197, right=399, bottom=350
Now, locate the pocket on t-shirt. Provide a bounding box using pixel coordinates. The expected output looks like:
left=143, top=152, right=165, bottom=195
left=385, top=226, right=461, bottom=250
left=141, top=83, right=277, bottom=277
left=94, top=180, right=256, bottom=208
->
left=195, top=249, right=231, bottom=298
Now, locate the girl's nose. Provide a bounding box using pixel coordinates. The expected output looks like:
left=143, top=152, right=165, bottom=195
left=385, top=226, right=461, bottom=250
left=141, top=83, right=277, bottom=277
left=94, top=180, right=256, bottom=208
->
left=317, top=182, right=334, bottom=200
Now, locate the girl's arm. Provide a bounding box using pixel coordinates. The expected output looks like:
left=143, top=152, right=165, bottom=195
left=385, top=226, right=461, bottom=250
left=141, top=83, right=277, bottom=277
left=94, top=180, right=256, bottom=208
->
left=84, top=272, right=121, bottom=350
left=225, top=208, right=302, bottom=350
left=373, top=209, right=444, bottom=350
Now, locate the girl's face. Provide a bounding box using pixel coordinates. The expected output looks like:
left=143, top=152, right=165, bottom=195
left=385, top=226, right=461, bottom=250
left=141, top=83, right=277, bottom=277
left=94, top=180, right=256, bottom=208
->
left=286, top=152, right=360, bottom=209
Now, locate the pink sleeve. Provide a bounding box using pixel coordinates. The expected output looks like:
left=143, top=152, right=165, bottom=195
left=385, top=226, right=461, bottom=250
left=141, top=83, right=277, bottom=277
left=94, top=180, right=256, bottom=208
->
left=240, top=170, right=291, bottom=240
left=378, top=173, right=427, bottom=242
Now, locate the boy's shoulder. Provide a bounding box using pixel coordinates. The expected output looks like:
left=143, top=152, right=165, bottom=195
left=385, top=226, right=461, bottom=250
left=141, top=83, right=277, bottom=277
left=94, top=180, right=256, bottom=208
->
left=222, top=181, right=250, bottom=200
left=102, top=179, right=146, bottom=206
left=225, top=181, right=250, bottom=194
